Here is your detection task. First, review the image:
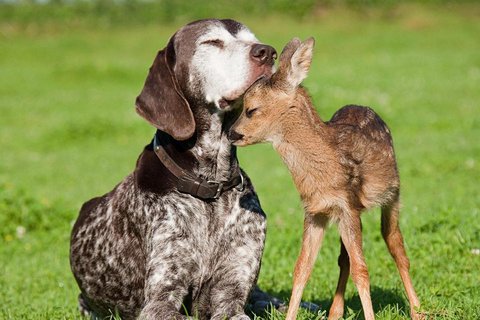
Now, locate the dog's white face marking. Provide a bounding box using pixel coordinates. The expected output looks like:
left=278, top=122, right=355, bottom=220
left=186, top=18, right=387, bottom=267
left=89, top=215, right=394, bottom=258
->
left=188, top=23, right=270, bottom=110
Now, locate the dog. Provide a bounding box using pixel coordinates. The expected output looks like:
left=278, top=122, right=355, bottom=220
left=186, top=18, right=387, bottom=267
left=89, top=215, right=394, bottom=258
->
left=70, top=19, right=277, bottom=320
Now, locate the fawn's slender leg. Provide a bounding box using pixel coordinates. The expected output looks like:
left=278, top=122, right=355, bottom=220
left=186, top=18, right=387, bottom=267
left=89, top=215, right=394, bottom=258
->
left=338, top=213, right=375, bottom=320
left=328, top=239, right=350, bottom=320
left=285, top=214, right=328, bottom=320
left=381, top=199, right=422, bottom=320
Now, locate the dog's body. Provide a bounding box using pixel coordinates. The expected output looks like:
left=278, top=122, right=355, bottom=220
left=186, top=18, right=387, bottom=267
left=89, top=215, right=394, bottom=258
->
left=71, top=158, right=266, bottom=320
left=70, top=19, right=276, bottom=320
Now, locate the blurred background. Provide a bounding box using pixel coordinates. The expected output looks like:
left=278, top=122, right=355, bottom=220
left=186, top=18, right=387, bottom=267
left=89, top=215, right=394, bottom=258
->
left=1, top=1, right=479, bottom=319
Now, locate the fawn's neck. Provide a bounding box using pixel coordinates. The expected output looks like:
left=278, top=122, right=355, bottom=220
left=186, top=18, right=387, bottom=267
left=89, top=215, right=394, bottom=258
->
left=272, top=93, right=339, bottom=211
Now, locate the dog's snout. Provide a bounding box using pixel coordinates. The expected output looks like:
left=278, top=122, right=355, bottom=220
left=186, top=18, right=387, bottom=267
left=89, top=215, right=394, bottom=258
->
left=228, top=130, right=244, bottom=142
left=250, top=44, right=277, bottom=64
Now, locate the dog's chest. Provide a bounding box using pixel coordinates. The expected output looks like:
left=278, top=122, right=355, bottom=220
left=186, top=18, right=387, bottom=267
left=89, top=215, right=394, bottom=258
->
left=144, top=191, right=263, bottom=280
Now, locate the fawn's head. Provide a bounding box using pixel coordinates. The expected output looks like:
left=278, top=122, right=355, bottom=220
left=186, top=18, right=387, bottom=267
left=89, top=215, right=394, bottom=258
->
left=228, top=37, right=315, bottom=146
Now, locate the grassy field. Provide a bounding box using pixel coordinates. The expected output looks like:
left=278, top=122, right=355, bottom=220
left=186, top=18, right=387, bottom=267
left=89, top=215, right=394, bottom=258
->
left=1, top=3, right=480, bottom=319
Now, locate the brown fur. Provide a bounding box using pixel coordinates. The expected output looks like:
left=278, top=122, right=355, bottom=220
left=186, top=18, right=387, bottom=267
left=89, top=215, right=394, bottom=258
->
left=229, top=38, right=422, bottom=320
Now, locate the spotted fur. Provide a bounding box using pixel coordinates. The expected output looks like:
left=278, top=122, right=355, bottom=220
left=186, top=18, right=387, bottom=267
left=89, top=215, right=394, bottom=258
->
left=70, top=19, right=276, bottom=320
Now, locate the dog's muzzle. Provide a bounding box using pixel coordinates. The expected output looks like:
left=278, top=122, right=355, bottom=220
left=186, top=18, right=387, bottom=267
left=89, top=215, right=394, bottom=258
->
left=250, top=44, right=277, bottom=65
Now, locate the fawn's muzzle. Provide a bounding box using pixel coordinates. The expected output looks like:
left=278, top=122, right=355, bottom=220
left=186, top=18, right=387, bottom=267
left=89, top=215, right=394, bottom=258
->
left=227, top=130, right=244, bottom=143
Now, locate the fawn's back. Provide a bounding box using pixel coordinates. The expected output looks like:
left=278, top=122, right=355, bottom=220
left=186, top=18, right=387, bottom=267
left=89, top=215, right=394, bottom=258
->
left=326, top=104, right=399, bottom=210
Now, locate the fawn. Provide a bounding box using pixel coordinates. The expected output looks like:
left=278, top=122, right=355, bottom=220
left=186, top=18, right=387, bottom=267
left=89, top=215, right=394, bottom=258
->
left=228, top=38, right=421, bottom=320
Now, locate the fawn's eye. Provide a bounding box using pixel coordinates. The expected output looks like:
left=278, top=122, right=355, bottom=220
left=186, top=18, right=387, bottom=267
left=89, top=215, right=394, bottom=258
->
left=201, top=39, right=224, bottom=48
left=246, top=107, right=258, bottom=118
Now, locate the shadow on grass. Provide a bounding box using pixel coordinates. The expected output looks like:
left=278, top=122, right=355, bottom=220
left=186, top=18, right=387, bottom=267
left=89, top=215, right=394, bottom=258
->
left=267, top=285, right=407, bottom=319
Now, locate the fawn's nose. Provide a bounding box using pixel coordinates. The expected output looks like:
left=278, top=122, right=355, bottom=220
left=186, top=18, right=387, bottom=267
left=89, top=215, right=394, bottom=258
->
left=250, top=44, right=277, bottom=64
left=228, top=130, right=244, bottom=143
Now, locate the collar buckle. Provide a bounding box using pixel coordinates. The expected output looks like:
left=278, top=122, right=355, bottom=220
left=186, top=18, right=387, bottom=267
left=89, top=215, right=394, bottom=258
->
left=235, top=171, right=245, bottom=191
left=153, top=132, right=243, bottom=200
left=207, top=180, right=224, bottom=199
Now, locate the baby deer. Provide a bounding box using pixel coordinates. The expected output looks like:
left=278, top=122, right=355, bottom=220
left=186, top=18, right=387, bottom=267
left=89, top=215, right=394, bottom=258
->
left=228, top=38, right=421, bottom=320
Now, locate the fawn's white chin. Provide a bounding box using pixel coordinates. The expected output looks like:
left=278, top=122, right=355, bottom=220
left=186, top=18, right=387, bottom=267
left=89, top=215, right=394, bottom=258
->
left=231, top=139, right=247, bottom=147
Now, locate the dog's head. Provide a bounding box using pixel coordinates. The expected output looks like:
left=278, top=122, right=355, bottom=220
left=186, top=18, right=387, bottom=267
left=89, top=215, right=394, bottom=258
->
left=135, top=19, right=277, bottom=141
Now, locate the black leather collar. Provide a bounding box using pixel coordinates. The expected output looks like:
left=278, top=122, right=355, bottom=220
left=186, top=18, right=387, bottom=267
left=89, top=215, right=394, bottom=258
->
left=153, top=133, right=244, bottom=200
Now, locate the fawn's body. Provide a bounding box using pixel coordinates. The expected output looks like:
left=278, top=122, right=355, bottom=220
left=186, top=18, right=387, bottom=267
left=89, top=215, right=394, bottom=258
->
left=274, top=96, right=399, bottom=216
left=229, top=38, right=421, bottom=320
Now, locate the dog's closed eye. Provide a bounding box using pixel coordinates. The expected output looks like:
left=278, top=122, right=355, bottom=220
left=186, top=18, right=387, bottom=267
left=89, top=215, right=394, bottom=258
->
left=201, top=39, right=225, bottom=48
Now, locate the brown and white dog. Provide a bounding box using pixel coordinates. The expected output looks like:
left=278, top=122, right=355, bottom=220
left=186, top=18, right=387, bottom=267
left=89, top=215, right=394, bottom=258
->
left=70, top=19, right=276, bottom=320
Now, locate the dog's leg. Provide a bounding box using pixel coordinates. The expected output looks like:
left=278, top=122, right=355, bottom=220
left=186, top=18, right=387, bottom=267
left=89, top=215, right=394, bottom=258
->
left=338, top=213, right=375, bottom=320
left=328, top=239, right=349, bottom=320
left=139, top=286, right=191, bottom=320
left=381, top=199, right=422, bottom=320
left=207, top=279, right=256, bottom=319
left=139, top=243, right=194, bottom=320
left=286, top=214, right=328, bottom=320
left=208, top=243, right=264, bottom=320
left=208, top=217, right=266, bottom=320
left=78, top=294, right=94, bottom=318
left=208, top=278, right=252, bottom=320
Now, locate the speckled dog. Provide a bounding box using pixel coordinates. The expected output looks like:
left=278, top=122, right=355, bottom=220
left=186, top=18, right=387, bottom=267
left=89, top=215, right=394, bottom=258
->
left=70, top=19, right=277, bottom=320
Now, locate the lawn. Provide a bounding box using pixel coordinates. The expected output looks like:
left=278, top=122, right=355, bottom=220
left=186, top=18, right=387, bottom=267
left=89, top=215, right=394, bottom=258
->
left=1, top=3, right=479, bottom=319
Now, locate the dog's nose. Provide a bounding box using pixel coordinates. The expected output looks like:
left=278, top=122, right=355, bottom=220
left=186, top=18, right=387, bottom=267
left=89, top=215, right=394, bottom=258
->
left=228, top=130, right=244, bottom=142
left=250, top=44, right=277, bottom=64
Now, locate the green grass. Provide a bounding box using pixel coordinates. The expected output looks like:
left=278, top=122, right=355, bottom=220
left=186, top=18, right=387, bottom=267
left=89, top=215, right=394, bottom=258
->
left=1, top=3, right=480, bottom=319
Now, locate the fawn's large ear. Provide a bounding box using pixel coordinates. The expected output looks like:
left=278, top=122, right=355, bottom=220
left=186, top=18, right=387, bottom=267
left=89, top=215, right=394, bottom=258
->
left=272, top=37, right=301, bottom=86
left=135, top=37, right=195, bottom=141
left=273, top=37, right=315, bottom=90
left=278, top=37, right=302, bottom=70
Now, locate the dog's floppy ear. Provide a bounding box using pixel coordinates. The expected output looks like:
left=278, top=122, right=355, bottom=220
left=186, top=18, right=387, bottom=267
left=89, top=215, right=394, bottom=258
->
left=272, top=37, right=315, bottom=90
left=135, top=37, right=195, bottom=141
